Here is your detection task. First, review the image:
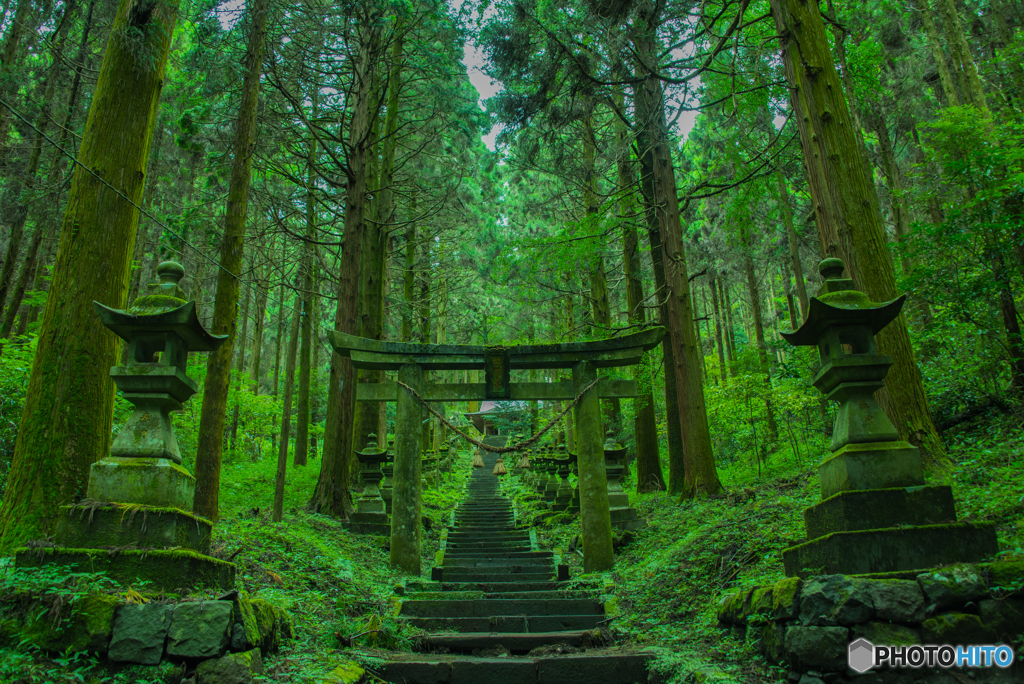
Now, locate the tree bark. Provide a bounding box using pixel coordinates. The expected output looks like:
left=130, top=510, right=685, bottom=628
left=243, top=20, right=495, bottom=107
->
left=193, top=0, right=270, bottom=522
left=711, top=274, right=727, bottom=385
left=935, top=0, right=988, bottom=112
left=311, top=21, right=378, bottom=518
left=249, top=260, right=268, bottom=391
left=296, top=106, right=319, bottom=469
left=777, top=174, right=809, bottom=320
left=742, top=232, right=779, bottom=443
left=634, top=3, right=723, bottom=497
left=770, top=0, right=946, bottom=464
left=0, top=0, right=180, bottom=550
left=721, top=277, right=738, bottom=375
left=228, top=280, right=252, bottom=450
left=921, top=3, right=961, bottom=106
left=273, top=292, right=301, bottom=522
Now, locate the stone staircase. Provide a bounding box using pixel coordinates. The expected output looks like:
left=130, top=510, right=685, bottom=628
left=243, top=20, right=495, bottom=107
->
left=380, top=450, right=651, bottom=684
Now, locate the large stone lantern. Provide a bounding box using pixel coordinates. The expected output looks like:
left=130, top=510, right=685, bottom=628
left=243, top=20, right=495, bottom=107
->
left=17, top=262, right=236, bottom=591
left=780, top=258, right=997, bottom=576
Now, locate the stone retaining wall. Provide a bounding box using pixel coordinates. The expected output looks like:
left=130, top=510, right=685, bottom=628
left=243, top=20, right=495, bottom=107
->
left=0, top=590, right=293, bottom=683
left=717, top=560, right=1023, bottom=683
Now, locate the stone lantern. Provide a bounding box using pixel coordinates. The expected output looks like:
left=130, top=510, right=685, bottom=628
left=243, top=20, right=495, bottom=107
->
left=19, top=262, right=236, bottom=591
left=603, top=431, right=641, bottom=531
left=565, top=449, right=581, bottom=514
left=381, top=438, right=395, bottom=515
left=550, top=451, right=573, bottom=511
left=780, top=258, right=997, bottom=576
left=345, top=434, right=390, bottom=535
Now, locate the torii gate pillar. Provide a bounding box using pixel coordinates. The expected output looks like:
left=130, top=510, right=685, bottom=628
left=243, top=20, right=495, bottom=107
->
left=574, top=360, right=614, bottom=572
left=392, top=363, right=424, bottom=574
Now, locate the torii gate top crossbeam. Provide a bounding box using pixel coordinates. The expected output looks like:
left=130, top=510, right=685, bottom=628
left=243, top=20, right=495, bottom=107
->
left=326, top=327, right=665, bottom=371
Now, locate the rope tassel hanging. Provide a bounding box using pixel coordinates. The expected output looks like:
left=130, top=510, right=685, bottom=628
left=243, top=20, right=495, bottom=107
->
left=471, top=452, right=484, bottom=468
left=492, top=458, right=507, bottom=476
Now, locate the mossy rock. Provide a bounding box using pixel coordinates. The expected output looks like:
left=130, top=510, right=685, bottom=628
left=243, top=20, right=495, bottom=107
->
left=985, top=560, right=1024, bottom=597
left=196, top=647, right=264, bottom=684
left=921, top=612, right=994, bottom=644
left=322, top=660, right=365, bottom=684
left=21, top=594, right=119, bottom=654
left=852, top=621, right=920, bottom=646
left=749, top=586, right=773, bottom=617
left=716, top=589, right=751, bottom=625
left=771, top=577, right=801, bottom=620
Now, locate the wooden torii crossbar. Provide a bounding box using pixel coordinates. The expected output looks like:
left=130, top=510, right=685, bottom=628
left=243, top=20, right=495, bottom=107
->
left=327, top=327, right=665, bottom=575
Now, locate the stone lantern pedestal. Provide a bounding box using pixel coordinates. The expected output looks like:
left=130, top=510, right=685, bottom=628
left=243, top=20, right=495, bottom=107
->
left=345, top=434, right=391, bottom=536
left=780, top=259, right=997, bottom=577
left=16, top=263, right=235, bottom=592
left=603, top=432, right=641, bottom=531
left=381, top=439, right=395, bottom=516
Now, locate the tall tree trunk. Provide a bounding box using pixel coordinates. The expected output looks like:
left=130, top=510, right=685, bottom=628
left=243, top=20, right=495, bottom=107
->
left=777, top=174, right=809, bottom=319
left=639, top=132, right=684, bottom=493
left=311, top=20, right=378, bottom=518
left=742, top=233, right=779, bottom=444
left=0, top=0, right=179, bottom=550
left=770, top=0, right=946, bottom=464
left=228, top=280, right=252, bottom=451
left=417, top=234, right=431, bottom=453
left=711, top=274, right=727, bottom=385
left=0, top=0, right=36, bottom=166
left=921, top=2, right=961, bottom=106
left=273, top=292, right=301, bottom=522
left=617, top=101, right=664, bottom=492
left=249, top=260, right=268, bottom=391
left=935, top=0, right=988, bottom=112
left=193, top=0, right=270, bottom=522
left=634, top=3, right=723, bottom=498
left=296, top=95, right=320, bottom=469
left=722, top=278, right=738, bottom=376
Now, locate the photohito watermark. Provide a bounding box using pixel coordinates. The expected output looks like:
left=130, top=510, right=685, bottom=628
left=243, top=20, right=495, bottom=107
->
left=848, top=639, right=1016, bottom=673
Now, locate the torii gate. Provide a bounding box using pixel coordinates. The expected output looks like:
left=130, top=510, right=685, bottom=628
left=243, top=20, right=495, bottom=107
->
left=327, top=327, right=665, bottom=575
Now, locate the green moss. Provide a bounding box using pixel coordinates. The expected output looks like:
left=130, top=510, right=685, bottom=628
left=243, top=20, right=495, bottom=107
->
left=237, top=591, right=261, bottom=649
left=322, top=660, right=365, bottom=684
left=986, top=560, right=1024, bottom=596
left=772, top=577, right=801, bottom=619
left=749, top=586, right=773, bottom=616
left=817, top=290, right=874, bottom=309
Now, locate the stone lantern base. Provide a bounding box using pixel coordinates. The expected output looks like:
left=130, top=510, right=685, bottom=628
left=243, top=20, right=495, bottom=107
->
left=15, top=456, right=235, bottom=592
left=609, top=506, right=643, bottom=532
left=783, top=440, right=998, bottom=577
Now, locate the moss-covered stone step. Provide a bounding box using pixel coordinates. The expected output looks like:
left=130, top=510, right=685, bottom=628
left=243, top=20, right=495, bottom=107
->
left=407, top=614, right=604, bottom=633
left=55, top=503, right=212, bottom=553
left=421, top=629, right=602, bottom=654
left=400, top=598, right=603, bottom=618
left=443, top=550, right=553, bottom=559
left=379, top=651, right=652, bottom=684
left=15, top=547, right=235, bottom=592
left=782, top=522, right=999, bottom=577
left=443, top=557, right=552, bottom=569
left=438, top=581, right=566, bottom=593
left=803, top=485, right=957, bottom=539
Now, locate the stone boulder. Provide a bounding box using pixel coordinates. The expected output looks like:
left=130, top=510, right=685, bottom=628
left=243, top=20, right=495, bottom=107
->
left=799, top=575, right=874, bottom=626
left=864, top=579, right=925, bottom=623
left=167, top=601, right=233, bottom=659
left=917, top=565, right=986, bottom=610
left=196, top=648, right=264, bottom=684
left=784, top=626, right=849, bottom=672
left=108, top=603, right=173, bottom=665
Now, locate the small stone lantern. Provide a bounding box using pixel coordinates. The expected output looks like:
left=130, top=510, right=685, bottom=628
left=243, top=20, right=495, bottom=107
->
left=603, top=431, right=640, bottom=531
left=779, top=258, right=997, bottom=576
left=346, top=434, right=390, bottom=535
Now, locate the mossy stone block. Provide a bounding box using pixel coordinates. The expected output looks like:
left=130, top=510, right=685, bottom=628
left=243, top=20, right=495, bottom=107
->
left=717, top=589, right=751, bottom=625
left=249, top=598, right=293, bottom=652
left=986, top=560, right=1024, bottom=597
left=86, top=457, right=194, bottom=509
left=804, top=485, right=956, bottom=540
left=167, top=601, right=233, bottom=659
left=978, top=598, right=1024, bottom=642
left=852, top=621, right=920, bottom=646
left=196, top=647, right=264, bottom=684
left=15, top=547, right=235, bottom=592
left=799, top=575, right=874, bottom=626
left=56, top=504, right=212, bottom=553
left=818, top=441, right=923, bottom=499
left=322, top=660, right=366, bottom=684
left=233, top=591, right=261, bottom=651
left=784, top=625, right=849, bottom=672
left=108, top=603, right=172, bottom=665
left=864, top=579, right=926, bottom=623
left=762, top=621, right=787, bottom=663
left=921, top=612, right=995, bottom=644
left=749, top=586, right=774, bottom=617
left=772, top=577, right=802, bottom=620
left=783, top=522, right=999, bottom=578
left=22, top=594, right=119, bottom=654
left=917, top=564, right=987, bottom=610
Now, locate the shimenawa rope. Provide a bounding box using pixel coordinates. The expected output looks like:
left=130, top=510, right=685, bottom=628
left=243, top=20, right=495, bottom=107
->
left=393, top=378, right=600, bottom=454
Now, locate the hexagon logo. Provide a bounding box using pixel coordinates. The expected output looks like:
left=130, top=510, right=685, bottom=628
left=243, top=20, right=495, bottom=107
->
left=848, top=638, right=875, bottom=673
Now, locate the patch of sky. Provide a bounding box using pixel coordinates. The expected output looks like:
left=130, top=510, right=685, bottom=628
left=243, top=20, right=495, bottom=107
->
left=215, top=0, right=245, bottom=31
